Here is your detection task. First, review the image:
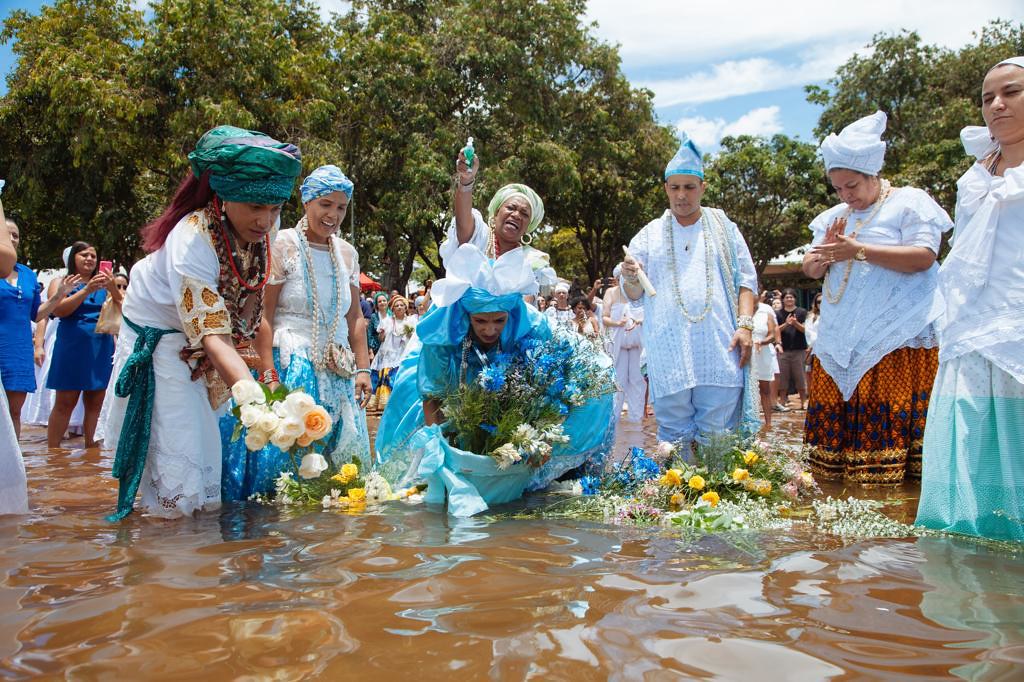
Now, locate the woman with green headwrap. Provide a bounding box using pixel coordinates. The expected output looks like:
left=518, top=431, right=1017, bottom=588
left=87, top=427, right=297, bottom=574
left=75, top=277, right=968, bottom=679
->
left=102, top=125, right=302, bottom=521
left=441, top=146, right=557, bottom=290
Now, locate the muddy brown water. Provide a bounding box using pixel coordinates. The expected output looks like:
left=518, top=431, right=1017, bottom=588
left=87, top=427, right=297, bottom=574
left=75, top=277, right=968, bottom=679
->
left=2, top=410, right=1022, bottom=679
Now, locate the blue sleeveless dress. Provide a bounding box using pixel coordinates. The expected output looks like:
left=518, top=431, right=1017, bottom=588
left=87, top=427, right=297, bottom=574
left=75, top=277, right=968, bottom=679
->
left=0, top=264, right=41, bottom=392
left=47, top=287, right=115, bottom=392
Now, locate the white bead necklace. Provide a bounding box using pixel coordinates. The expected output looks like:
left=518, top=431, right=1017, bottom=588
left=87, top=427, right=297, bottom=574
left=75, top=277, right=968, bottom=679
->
left=296, top=216, right=344, bottom=372
left=823, top=179, right=894, bottom=305
left=664, top=209, right=715, bottom=323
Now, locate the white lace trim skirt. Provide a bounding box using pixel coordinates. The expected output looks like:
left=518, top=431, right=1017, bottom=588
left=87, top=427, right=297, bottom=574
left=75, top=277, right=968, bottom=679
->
left=103, top=325, right=222, bottom=519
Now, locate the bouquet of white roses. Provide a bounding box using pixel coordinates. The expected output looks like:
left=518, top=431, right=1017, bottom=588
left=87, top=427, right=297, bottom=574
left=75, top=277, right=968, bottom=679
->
left=230, top=379, right=335, bottom=483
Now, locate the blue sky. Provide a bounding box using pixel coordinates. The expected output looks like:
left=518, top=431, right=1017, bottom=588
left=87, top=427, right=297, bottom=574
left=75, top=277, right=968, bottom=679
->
left=1, top=0, right=1019, bottom=152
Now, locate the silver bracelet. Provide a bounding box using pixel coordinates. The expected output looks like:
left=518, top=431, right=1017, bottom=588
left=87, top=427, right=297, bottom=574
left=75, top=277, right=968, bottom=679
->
left=355, top=368, right=371, bottom=375
left=736, top=315, right=754, bottom=331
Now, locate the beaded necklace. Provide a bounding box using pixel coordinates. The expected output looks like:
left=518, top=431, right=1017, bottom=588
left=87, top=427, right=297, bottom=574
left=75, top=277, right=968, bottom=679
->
left=459, top=334, right=499, bottom=386
left=664, top=209, right=715, bottom=323
left=296, top=216, right=344, bottom=372
left=207, top=205, right=267, bottom=343
left=823, top=179, right=894, bottom=305
left=214, top=198, right=271, bottom=293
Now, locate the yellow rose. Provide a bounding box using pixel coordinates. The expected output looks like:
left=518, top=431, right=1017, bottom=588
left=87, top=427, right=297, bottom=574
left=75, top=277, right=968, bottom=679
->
left=659, top=468, right=683, bottom=487
left=687, top=475, right=705, bottom=491
left=302, top=405, right=333, bottom=442
left=670, top=492, right=686, bottom=508
left=701, top=491, right=720, bottom=507
left=341, top=462, right=359, bottom=480
left=732, top=468, right=749, bottom=482
left=331, top=473, right=347, bottom=483
left=347, top=487, right=366, bottom=502
left=755, top=480, right=772, bottom=496
left=743, top=450, right=759, bottom=466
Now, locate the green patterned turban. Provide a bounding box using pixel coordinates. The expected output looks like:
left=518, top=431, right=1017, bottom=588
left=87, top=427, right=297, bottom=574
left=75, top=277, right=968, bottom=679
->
left=487, top=183, right=545, bottom=233
left=188, top=125, right=302, bottom=205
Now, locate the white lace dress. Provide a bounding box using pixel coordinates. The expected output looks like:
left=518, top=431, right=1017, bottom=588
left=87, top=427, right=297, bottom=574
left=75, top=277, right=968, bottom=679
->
left=268, top=229, right=370, bottom=461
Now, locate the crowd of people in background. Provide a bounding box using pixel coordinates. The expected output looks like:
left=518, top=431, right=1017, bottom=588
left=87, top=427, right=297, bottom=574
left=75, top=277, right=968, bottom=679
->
left=0, top=55, right=1020, bottom=542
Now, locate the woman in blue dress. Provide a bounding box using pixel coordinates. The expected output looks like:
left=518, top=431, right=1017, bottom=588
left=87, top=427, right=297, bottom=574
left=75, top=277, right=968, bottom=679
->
left=0, top=219, right=75, bottom=438
left=375, top=242, right=613, bottom=516
left=46, top=241, right=121, bottom=448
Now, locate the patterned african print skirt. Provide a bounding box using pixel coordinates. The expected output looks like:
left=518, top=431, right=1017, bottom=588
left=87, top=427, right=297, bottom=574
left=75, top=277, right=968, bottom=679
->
left=804, top=346, right=939, bottom=485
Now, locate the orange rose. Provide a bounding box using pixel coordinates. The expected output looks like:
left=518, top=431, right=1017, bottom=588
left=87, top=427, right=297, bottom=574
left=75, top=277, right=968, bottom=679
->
left=302, top=405, right=333, bottom=441
left=296, top=432, right=315, bottom=448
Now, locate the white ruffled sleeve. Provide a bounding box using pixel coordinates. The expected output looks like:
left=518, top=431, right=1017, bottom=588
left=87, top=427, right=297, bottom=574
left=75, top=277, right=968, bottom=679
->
left=337, top=238, right=360, bottom=289
left=726, top=214, right=758, bottom=291
left=270, top=229, right=300, bottom=285
left=439, top=209, right=490, bottom=270
left=896, top=187, right=952, bottom=253
left=166, top=211, right=228, bottom=348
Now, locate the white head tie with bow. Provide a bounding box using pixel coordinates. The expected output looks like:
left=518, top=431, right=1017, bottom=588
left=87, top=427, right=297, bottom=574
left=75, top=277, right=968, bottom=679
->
left=429, top=244, right=538, bottom=309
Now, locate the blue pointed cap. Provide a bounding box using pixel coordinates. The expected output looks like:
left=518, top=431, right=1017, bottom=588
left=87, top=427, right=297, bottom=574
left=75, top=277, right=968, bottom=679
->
left=664, top=132, right=704, bottom=180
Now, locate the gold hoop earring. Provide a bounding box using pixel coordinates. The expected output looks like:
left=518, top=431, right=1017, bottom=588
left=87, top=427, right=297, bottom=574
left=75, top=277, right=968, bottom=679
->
left=520, top=231, right=533, bottom=246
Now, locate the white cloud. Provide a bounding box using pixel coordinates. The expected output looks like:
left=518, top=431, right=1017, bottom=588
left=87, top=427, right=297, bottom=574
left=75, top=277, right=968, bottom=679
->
left=586, top=0, right=1020, bottom=67
left=637, top=41, right=862, bottom=106
left=675, top=106, right=783, bottom=151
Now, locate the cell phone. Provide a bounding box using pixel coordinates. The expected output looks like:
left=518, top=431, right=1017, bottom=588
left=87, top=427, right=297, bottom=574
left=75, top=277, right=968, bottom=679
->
left=99, top=260, right=113, bottom=275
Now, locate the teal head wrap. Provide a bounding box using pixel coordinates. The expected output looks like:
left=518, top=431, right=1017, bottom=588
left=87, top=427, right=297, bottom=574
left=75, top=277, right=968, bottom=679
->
left=188, top=125, right=302, bottom=205
left=664, top=132, right=704, bottom=180
left=487, top=183, right=545, bottom=233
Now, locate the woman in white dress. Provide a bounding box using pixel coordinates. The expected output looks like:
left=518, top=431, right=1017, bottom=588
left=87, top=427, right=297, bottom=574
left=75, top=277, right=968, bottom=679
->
left=222, top=165, right=372, bottom=501
left=369, top=295, right=416, bottom=410
left=103, top=125, right=302, bottom=520
left=751, top=295, right=781, bottom=431
left=603, top=266, right=645, bottom=425
left=916, top=57, right=1024, bottom=542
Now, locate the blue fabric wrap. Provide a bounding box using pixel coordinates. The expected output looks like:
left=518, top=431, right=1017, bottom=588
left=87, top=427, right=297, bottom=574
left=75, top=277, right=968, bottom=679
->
left=300, top=164, right=354, bottom=203
left=374, top=305, right=614, bottom=516
left=706, top=212, right=762, bottom=437
left=412, top=424, right=535, bottom=517
left=107, top=316, right=177, bottom=522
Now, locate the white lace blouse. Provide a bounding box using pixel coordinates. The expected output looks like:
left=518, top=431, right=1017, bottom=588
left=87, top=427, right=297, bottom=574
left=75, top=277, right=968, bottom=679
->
left=809, top=187, right=952, bottom=399
left=269, top=228, right=359, bottom=368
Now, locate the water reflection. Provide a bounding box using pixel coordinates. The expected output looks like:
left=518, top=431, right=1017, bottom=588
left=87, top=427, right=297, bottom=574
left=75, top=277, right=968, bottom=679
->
left=0, top=430, right=1022, bottom=678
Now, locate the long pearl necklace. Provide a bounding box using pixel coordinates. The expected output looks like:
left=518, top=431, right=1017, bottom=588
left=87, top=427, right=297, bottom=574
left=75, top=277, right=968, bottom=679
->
left=296, top=216, right=344, bottom=372
left=664, top=209, right=715, bottom=323
left=823, top=180, right=894, bottom=305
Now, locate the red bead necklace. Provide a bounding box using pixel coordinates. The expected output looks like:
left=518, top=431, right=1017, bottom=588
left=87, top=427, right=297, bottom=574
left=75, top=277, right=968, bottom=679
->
left=213, top=196, right=271, bottom=292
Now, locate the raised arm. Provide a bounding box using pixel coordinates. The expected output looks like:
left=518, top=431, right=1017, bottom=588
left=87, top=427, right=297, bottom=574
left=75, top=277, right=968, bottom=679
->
left=453, top=148, right=480, bottom=246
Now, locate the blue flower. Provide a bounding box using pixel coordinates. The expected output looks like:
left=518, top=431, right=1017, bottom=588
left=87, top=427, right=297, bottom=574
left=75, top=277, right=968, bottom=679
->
left=580, top=475, right=601, bottom=495
left=480, top=423, right=497, bottom=434
left=479, top=365, right=506, bottom=392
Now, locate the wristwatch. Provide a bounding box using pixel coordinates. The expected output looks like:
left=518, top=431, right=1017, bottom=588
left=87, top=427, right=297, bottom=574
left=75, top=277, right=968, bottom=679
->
left=854, top=246, right=867, bottom=262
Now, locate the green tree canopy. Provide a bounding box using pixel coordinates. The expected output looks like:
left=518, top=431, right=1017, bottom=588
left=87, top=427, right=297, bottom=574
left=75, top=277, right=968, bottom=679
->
left=703, top=134, right=830, bottom=280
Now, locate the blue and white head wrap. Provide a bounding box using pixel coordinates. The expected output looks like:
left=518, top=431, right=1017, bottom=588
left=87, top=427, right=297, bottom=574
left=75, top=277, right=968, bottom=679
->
left=664, top=132, right=704, bottom=180
left=300, top=164, right=354, bottom=204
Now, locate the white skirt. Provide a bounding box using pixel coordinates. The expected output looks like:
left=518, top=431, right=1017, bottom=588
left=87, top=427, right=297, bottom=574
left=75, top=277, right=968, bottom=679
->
left=0, top=374, right=28, bottom=515
left=751, top=344, right=780, bottom=382
left=21, top=319, right=85, bottom=434
left=103, top=325, right=222, bottom=519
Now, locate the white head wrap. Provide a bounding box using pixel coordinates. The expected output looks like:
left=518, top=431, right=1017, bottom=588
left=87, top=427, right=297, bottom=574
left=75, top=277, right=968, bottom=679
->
left=62, top=246, right=72, bottom=268
left=553, top=281, right=570, bottom=294
left=819, top=110, right=888, bottom=176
